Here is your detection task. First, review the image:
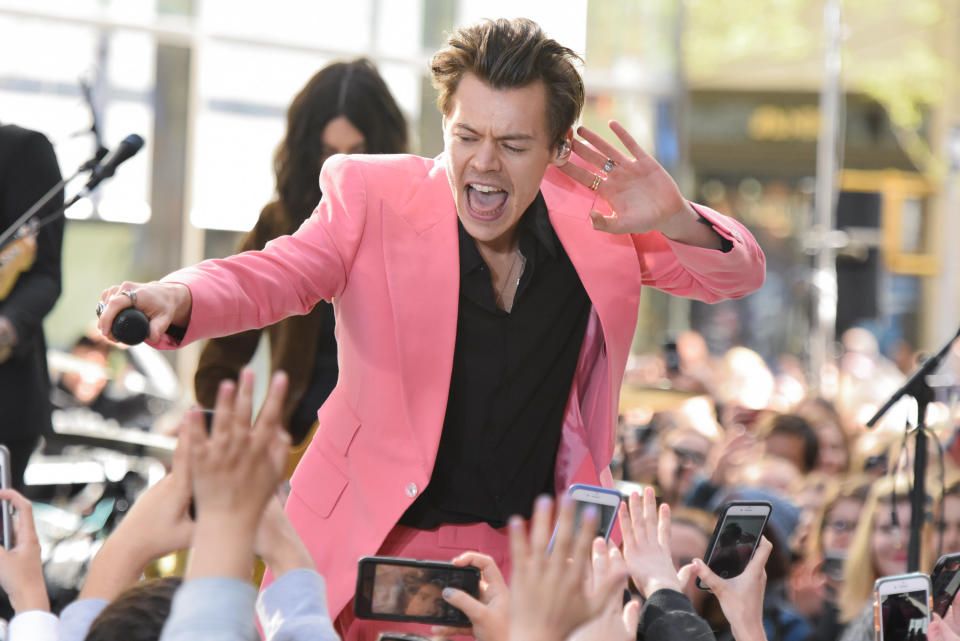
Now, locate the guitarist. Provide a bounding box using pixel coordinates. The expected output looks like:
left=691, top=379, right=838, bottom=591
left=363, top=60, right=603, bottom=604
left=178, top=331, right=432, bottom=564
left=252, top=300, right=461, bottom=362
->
left=0, top=123, right=64, bottom=491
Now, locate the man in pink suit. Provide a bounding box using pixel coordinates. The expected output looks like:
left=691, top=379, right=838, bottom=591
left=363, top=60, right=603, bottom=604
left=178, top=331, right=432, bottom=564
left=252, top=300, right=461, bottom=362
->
left=97, top=18, right=764, bottom=640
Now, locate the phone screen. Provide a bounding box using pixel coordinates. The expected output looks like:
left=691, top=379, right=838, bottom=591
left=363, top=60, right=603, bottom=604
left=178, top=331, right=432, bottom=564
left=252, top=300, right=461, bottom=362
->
left=704, top=512, right=768, bottom=580
left=880, top=590, right=929, bottom=641
left=572, top=498, right=618, bottom=539
left=356, top=559, right=479, bottom=626
left=932, top=556, right=960, bottom=616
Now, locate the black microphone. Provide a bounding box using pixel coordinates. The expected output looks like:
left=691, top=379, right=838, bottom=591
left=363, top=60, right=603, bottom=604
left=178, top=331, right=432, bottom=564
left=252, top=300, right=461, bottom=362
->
left=82, top=134, right=144, bottom=193
left=112, top=307, right=150, bottom=345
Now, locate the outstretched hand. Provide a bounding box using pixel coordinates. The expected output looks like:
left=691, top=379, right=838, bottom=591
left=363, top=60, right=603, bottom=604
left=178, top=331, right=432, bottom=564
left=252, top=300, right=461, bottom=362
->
left=507, top=495, right=627, bottom=641
left=185, top=368, right=291, bottom=580
left=557, top=121, right=720, bottom=249
left=690, top=535, right=773, bottom=641
left=619, top=486, right=683, bottom=598
left=97, top=280, right=192, bottom=344
left=0, top=489, right=48, bottom=613
left=568, top=539, right=638, bottom=641
left=432, top=551, right=510, bottom=641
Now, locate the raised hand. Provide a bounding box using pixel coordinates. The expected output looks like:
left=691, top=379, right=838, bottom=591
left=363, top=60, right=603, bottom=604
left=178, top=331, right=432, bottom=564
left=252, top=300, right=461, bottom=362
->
left=690, top=535, right=773, bottom=641
left=507, top=495, right=626, bottom=641
left=432, top=551, right=510, bottom=641
left=185, top=368, right=291, bottom=580
left=568, top=539, right=639, bottom=641
left=0, top=489, right=48, bottom=613
left=619, top=486, right=683, bottom=598
left=558, top=121, right=721, bottom=249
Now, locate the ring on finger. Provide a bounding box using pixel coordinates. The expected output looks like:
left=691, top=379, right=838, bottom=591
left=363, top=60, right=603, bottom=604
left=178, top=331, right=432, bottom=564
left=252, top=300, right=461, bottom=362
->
left=96, top=301, right=105, bottom=318
left=602, top=158, right=617, bottom=173
left=121, top=289, right=138, bottom=306
left=589, top=174, right=602, bottom=192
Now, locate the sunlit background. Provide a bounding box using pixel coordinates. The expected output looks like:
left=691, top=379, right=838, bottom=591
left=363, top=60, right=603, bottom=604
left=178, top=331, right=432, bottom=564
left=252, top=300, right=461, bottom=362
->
left=2, top=0, right=958, bottom=402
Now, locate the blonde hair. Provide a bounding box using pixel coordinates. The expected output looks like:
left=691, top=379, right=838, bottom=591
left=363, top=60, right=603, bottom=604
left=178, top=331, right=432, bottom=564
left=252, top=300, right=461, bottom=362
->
left=805, top=475, right=871, bottom=561
left=838, top=476, right=936, bottom=622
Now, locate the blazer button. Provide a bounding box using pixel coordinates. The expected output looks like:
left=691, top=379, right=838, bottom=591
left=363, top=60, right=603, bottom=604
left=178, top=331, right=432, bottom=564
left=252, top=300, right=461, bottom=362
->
left=405, top=482, right=419, bottom=498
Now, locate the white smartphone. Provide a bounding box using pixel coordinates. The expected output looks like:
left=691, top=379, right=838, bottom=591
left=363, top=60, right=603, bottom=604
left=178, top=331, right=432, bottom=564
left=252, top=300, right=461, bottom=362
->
left=1, top=444, right=12, bottom=550
left=874, top=572, right=932, bottom=641
left=697, top=500, right=772, bottom=590
left=549, top=483, right=622, bottom=550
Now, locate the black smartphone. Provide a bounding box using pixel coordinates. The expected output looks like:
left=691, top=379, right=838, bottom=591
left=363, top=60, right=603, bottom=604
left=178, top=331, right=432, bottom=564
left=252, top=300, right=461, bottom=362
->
left=697, top=500, right=772, bottom=590
left=376, top=634, right=432, bottom=641
left=931, top=553, right=960, bottom=617
left=1, top=444, right=12, bottom=549
left=354, top=556, right=480, bottom=627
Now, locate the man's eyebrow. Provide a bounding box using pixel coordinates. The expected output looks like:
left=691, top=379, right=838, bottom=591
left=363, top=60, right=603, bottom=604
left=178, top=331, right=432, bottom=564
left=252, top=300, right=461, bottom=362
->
left=453, top=123, right=535, bottom=142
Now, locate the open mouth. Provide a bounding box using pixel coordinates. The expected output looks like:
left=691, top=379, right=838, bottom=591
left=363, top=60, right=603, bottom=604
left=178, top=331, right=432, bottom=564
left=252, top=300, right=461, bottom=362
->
left=466, top=183, right=508, bottom=220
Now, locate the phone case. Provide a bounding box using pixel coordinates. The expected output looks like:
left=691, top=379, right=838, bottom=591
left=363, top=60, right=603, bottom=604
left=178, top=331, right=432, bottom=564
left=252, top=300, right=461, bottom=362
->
left=353, top=556, right=480, bottom=627
left=873, top=573, right=932, bottom=641
left=1, top=444, right=12, bottom=550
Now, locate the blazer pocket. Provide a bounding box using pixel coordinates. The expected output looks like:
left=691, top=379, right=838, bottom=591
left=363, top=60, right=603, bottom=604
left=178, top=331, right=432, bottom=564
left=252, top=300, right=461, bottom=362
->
left=315, top=395, right=362, bottom=456
left=289, top=395, right=361, bottom=518
left=290, top=443, right=348, bottom=519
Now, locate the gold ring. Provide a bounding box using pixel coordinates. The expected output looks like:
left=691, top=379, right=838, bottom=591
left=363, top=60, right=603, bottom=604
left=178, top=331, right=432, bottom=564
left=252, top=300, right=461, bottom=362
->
left=121, top=289, right=137, bottom=306
left=603, top=158, right=617, bottom=173
left=589, top=174, right=602, bottom=191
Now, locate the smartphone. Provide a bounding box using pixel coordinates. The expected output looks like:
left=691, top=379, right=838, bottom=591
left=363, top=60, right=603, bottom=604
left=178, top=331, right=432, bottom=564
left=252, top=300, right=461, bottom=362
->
left=874, top=572, right=931, bottom=641
left=376, top=635, right=432, bottom=641
left=931, top=553, right=960, bottom=617
left=354, top=556, right=481, bottom=627
left=697, top=500, right=772, bottom=590
left=1, top=444, right=12, bottom=549
left=549, top=483, right=622, bottom=551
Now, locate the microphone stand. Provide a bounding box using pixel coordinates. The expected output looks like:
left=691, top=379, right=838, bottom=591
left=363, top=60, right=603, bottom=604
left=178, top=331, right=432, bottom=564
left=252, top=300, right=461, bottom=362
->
left=866, top=325, right=960, bottom=572
left=0, top=149, right=106, bottom=250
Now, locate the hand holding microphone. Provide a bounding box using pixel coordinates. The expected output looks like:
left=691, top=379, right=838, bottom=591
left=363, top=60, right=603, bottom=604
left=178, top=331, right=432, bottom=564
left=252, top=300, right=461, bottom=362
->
left=96, top=281, right=193, bottom=346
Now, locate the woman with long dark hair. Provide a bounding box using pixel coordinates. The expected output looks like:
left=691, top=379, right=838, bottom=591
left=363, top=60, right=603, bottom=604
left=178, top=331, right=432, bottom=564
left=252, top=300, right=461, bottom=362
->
left=194, top=59, right=407, bottom=444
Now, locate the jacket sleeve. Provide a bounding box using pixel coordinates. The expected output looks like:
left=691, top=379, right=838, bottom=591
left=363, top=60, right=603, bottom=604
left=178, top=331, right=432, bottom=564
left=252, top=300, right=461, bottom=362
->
left=256, top=569, right=338, bottom=641
left=158, top=577, right=259, bottom=641
left=0, top=129, right=64, bottom=357
left=150, top=155, right=368, bottom=350
left=638, top=588, right=716, bottom=641
left=633, top=203, right=765, bottom=303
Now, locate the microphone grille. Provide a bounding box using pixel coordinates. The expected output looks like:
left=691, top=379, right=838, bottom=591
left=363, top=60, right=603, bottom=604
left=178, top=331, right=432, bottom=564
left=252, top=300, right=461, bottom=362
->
left=112, top=308, right=149, bottom=345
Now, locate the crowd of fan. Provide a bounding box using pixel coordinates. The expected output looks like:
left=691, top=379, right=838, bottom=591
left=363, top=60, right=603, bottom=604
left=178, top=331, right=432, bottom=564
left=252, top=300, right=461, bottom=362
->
left=0, top=324, right=958, bottom=641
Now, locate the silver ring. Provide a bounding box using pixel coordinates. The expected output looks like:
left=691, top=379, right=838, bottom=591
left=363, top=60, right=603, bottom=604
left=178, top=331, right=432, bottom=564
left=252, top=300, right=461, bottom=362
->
left=589, top=174, right=602, bottom=192
left=603, top=158, right=617, bottom=173
left=96, top=301, right=105, bottom=318
left=121, top=289, right=137, bottom=306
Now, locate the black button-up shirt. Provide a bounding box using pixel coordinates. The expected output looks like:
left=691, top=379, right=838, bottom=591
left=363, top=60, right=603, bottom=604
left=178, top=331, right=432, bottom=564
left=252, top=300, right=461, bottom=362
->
left=399, top=192, right=592, bottom=529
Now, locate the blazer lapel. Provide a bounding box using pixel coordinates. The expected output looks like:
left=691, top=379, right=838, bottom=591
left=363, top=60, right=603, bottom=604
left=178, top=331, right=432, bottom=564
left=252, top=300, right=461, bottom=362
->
left=541, top=165, right=642, bottom=354
left=382, top=157, right=460, bottom=473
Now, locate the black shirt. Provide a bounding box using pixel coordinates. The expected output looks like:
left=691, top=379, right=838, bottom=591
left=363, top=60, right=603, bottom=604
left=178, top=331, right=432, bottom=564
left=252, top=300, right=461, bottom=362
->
left=399, top=192, right=592, bottom=529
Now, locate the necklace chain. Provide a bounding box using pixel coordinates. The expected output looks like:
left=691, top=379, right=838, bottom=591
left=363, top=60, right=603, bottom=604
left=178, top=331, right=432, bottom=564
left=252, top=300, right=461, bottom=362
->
left=494, top=250, right=525, bottom=312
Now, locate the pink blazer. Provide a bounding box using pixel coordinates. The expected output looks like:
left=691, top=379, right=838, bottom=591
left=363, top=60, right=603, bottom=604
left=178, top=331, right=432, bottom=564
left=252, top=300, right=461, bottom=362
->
left=158, top=153, right=765, bottom=615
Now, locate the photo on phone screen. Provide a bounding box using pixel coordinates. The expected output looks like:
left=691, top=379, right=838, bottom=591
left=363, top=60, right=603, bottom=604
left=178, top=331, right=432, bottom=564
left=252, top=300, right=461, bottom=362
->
left=354, top=557, right=480, bottom=626
left=1, top=444, right=12, bottom=550
left=931, top=553, right=960, bottom=617
left=697, top=501, right=771, bottom=590
left=876, top=573, right=931, bottom=641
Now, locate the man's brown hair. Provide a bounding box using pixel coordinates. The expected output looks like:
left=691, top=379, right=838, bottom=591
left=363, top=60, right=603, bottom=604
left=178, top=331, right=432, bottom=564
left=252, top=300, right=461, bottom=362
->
left=430, top=18, right=584, bottom=148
